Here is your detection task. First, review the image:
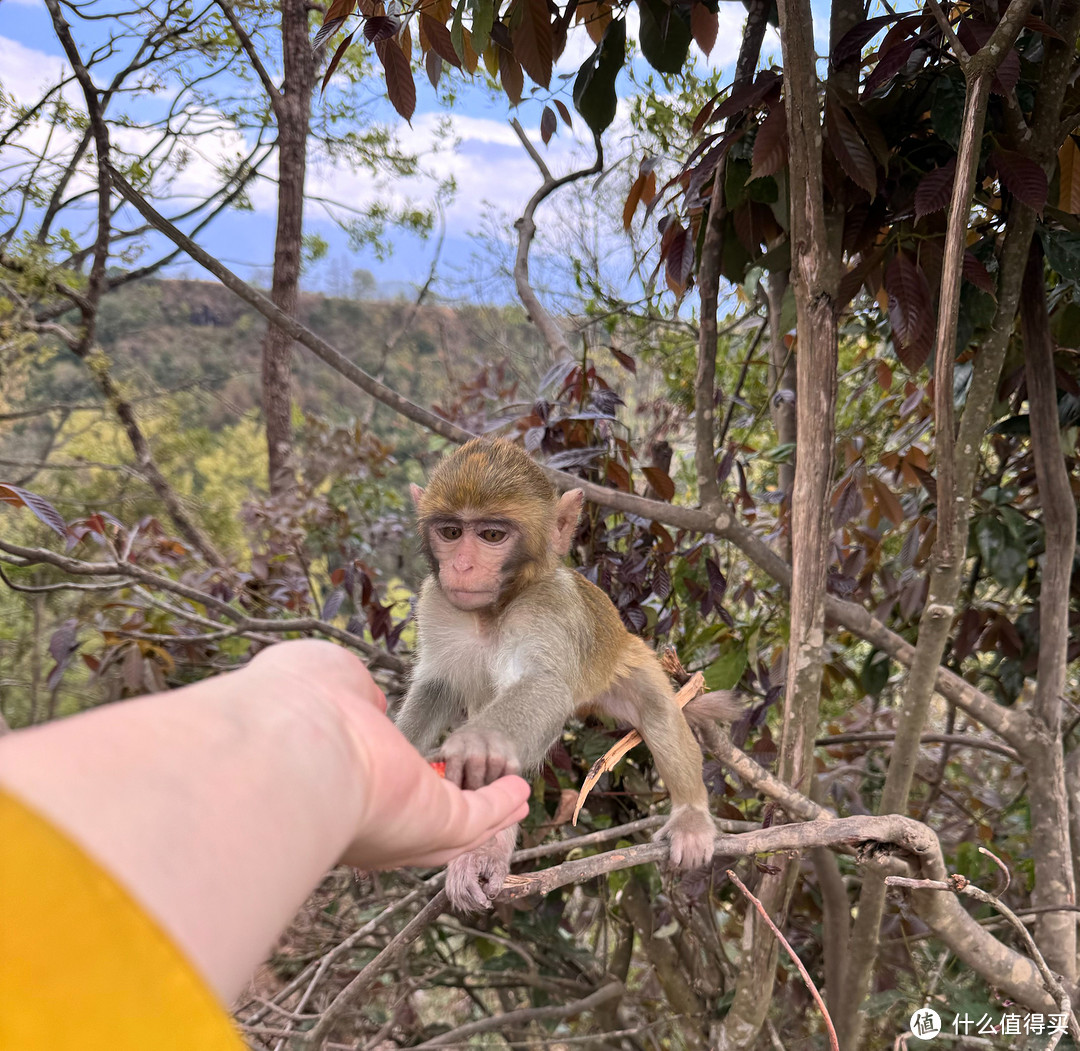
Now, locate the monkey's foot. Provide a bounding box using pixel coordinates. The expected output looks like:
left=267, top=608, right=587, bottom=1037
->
left=655, top=804, right=716, bottom=870
left=444, top=826, right=516, bottom=912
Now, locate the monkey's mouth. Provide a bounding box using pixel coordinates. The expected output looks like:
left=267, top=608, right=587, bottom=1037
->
left=445, top=587, right=498, bottom=606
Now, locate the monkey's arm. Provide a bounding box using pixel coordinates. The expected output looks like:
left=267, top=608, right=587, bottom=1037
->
left=439, top=668, right=575, bottom=790
left=394, top=677, right=459, bottom=755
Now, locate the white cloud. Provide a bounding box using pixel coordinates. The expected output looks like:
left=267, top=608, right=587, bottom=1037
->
left=0, top=36, right=68, bottom=98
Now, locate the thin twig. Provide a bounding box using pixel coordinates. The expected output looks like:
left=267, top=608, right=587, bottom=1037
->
left=728, top=869, right=839, bottom=1051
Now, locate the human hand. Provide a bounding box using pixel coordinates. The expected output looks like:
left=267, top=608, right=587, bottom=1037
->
left=245, top=640, right=530, bottom=870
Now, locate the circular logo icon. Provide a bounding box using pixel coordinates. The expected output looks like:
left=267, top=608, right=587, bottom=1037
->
left=909, top=1008, right=942, bottom=1040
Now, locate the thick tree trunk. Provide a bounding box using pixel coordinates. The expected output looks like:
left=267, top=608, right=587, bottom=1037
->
left=262, top=0, right=316, bottom=496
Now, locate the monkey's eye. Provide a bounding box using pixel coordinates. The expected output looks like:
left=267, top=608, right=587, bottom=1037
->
left=478, top=527, right=507, bottom=543
left=436, top=525, right=462, bottom=541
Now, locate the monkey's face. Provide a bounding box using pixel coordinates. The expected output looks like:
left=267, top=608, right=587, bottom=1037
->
left=427, top=517, right=518, bottom=611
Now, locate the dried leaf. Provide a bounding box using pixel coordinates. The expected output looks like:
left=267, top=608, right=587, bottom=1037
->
left=690, top=0, right=717, bottom=56
left=376, top=37, right=416, bottom=121
left=540, top=104, right=557, bottom=144
left=642, top=466, right=675, bottom=501
left=611, top=347, right=637, bottom=372
left=914, top=157, right=956, bottom=221
left=993, top=149, right=1048, bottom=214
left=605, top=459, right=632, bottom=491
left=826, top=98, right=877, bottom=195
left=885, top=251, right=934, bottom=371
left=876, top=359, right=892, bottom=391
left=710, top=69, right=781, bottom=127
left=749, top=101, right=786, bottom=181
left=573, top=673, right=706, bottom=824
left=554, top=98, right=573, bottom=127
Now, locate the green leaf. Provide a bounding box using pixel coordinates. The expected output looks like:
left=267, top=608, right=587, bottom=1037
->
left=573, top=18, right=626, bottom=134
left=703, top=641, right=747, bottom=691
left=860, top=649, right=891, bottom=697
left=636, top=0, right=691, bottom=75
left=930, top=70, right=965, bottom=150
left=471, top=0, right=494, bottom=53
left=973, top=515, right=1027, bottom=591
left=1041, top=227, right=1080, bottom=280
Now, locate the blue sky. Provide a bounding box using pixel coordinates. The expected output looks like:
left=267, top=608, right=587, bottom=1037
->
left=0, top=0, right=802, bottom=299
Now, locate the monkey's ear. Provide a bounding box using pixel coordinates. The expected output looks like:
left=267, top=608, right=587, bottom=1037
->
left=409, top=483, right=425, bottom=511
left=552, top=489, right=584, bottom=555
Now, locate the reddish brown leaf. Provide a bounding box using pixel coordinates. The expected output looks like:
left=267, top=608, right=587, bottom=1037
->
left=313, top=15, right=349, bottom=50
left=511, top=0, right=554, bottom=87
left=376, top=38, right=416, bottom=121
left=914, top=157, right=956, bottom=221
left=606, top=459, right=632, bottom=491
left=321, top=30, right=356, bottom=96
left=540, top=104, right=557, bottom=144
left=957, top=19, right=1020, bottom=94
left=876, top=359, right=893, bottom=391
left=870, top=475, right=905, bottom=527
left=0, top=483, right=67, bottom=536
left=690, top=0, right=717, bottom=56
left=364, top=15, right=399, bottom=41
left=709, top=70, right=781, bottom=127
left=313, top=0, right=358, bottom=48
left=641, top=169, right=657, bottom=204
left=1058, top=136, right=1080, bottom=213
left=833, top=13, right=896, bottom=65
left=421, top=14, right=462, bottom=66
left=826, top=99, right=877, bottom=195
left=642, top=466, right=675, bottom=501
left=498, top=47, right=524, bottom=104
left=691, top=94, right=718, bottom=136
left=884, top=252, right=934, bottom=371
left=611, top=348, right=637, bottom=373
left=749, top=101, right=786, bottom=181
left=962, top=252, right=996, bottom=297
left=623, top=172, right=646, bottom=230
left=664, top=221, right=693, bottom=294
left=1024, top=13, right=1064, bottom=39
left=554, top=98, right=573, bottom=128
left=425, top=48, right=443, bottom=87
left=993, top=149, right=1048, bottom=213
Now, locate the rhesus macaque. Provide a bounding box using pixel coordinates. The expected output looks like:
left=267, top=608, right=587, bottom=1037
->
left=395, top=438, right=737, bottom=911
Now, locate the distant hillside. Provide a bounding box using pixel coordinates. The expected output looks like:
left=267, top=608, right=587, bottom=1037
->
left=81, top=279, right=548, bottom=425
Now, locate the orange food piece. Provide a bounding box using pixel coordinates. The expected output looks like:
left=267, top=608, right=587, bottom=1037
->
left=429, top=761, right=446, bottom=778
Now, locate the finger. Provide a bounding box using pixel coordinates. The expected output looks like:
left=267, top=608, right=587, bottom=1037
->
left=463, top=752, right=487, bottom=791
left=393, top=777, right=529, bottom=866
left=443, top=753, right=465, bottom=788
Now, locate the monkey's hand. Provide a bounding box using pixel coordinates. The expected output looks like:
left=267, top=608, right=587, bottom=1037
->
left=656, top=804, right=716, bottom=870
left=437, top=726, right=522, bottom=790
left=445, top=825, right=517, bottom=912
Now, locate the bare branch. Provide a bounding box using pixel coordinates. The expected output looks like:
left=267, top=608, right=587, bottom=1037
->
left=410, top=982, right=624, bottom=1049
left=511, top=118, right=603, bottom=360
left=728, top=869, right=839, bottom=1051
left=0, top=540, right=404, bottom=672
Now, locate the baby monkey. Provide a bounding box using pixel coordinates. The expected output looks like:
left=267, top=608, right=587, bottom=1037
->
left=395, top=438, right=734, bottom=911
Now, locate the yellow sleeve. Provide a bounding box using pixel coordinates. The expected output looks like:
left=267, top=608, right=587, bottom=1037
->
left=0, top=789, right=245, bottom=1051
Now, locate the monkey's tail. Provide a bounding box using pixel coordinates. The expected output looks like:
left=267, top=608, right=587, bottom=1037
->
left=682, top=690, right=744, bottom=728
